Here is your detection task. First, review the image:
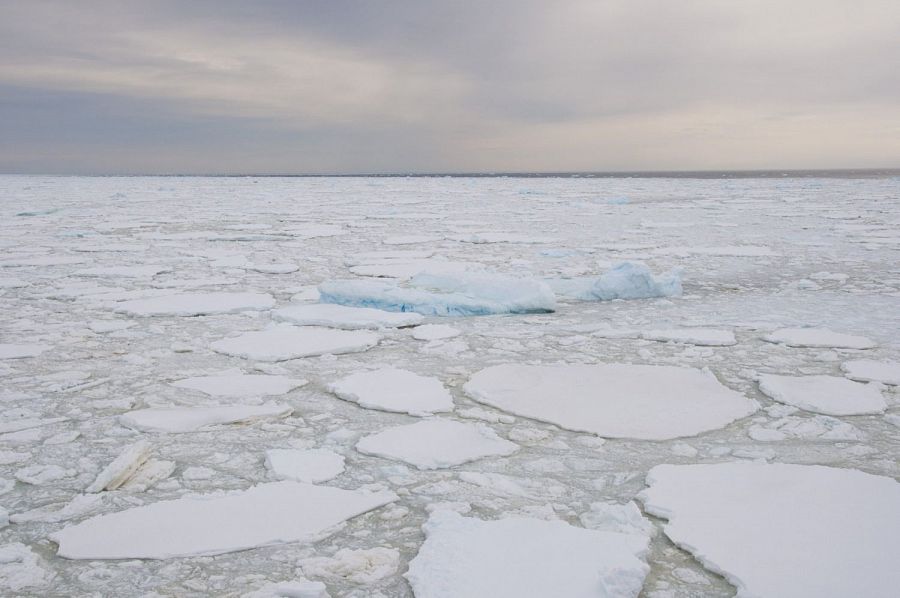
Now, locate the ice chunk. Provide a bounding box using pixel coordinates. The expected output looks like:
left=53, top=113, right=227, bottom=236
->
left=411, top=324, right=461, bottom=340
left=758, top=374, right=886, bottom=415
left=641, top=328, right=736, bottom=346
left=86, top=440, right=151, bottom=492
left=464, top=364, right=758, bottom=440
left=171, top=373, right=308, bottom=398
left=328, top=368, right=453, bottom=416
left=265, top=449, right=345, bottom=483
left=356, top=419, right=518, bottom=469
left=211, top=324, right=379, bottom=361
left=639, top=462, right=900, bottom=598
left=299, top=547, right=399, bottom=584
left=119, top=403, right=292, bottom=433
left=113, top=292, right=275, bottom=316
left=247, top=263, right=299, bottom=274
left=273, top=303, right=423, bottom=329
left=0, top=344, right=49, bottom=359
left=405, top=510, right=650, bottom=598
left=0, top=543, right=52, bottom=592
left=242, top=579, right=330, bottom=598
left=51, top=481, right=397, bottom=559
left=75, top=265, right=170, bottom=278
left=319, top=271, right=556, bottom=316
left=764, top=327, right=876, bottom=349
left=841, top=360, right=900, bottom=385
left=591, top=262, right=682, bottom=301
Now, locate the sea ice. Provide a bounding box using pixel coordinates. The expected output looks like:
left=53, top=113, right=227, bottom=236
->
left=405, top=510, right=650, bottom=598
left=355, top=419, right=518, bottom=469
left=242, top=579, right=330, bottom=598
left=113, top=292, right=275, bottom=316
left=640, top=328, right=737, bottom=346
left=265, top=448, right=345, bottom=483
left=411, top=324, right=461, bottom=340
left=85, top=440, right=151, bottom=492
left=51, top=481, right=397, bottom=559
left=299, top=547, right=399, bottom=584
left=0, top=344, right=48, bottom=359
left=119, top=403, right=292, bottom=433
left=211, top=324, right=379, bottom=361
left=328, top=368, right=454, bottom=416
left=0, top=543, right=52, bottom=592
left=464, top=364, right=758, bottom=440
left=590, top=262, right=682, bottom=301
left=764, top=327, right=876, bottom=349
left=273, top=303, right=423, bottom=329
left=757, top=374, right=886, bottom=415
left=75, top=265, right=170, bottom=278
left=171, top=373, right=308, bottom=398
left=639, top=462, right=900, bottom=598
left=841, top=360, right=900, bottom=385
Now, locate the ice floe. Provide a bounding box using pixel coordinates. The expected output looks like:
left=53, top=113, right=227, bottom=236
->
left=640, top=328, right=737, bottom=346
left=405, top=510, right=650, bottom=598
left=265, top=448, right=345, bottom=483
left=211, top=324, right=379, bottom=361
left=113, top=292, right=275, bottom=316
left=758, top=373, right=886, bottom=415
left=355, top=419, right=518, bottom=469
left=411, top=324, right=461, bottom=340
left=464, top=364, right=758, bottom=440
left=51, top=481, right=397, bottom=559
left=171, top=373, right=308, bottom=398
left=273, top=303, right=424, bottom=329
left=119, top=403, right=292, bottom=433
left=764, top=327, right=876, bottom=349
left=328, top=368, right=454, bottom=416
left=841, top=360, right=900, bottom=385
left=0, top=344, right=48, bottom=359
left=85, top=440, right=151, bottom=492
left=640, top=462, right=900, bottom=598
left=299, top=547, right=399, bottom=584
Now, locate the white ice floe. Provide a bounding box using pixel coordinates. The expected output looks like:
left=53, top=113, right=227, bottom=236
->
left=119, top=403, right=292, bottom=433
left=319, top=271, right=556, bottom=316
left=382, top=235, right=441, bottom=245
left=211, top=324, right=379, bottom=361
left=355, top=419, right=518, bottom=469
left=273, top=303, right=424, bottom=329
left=242, top=579, right=330, bottom=598
left=0, top=543, right=52, bottom=592
left=328, top=368, right=453, bottom=416
left=0, top=344, right=48, bottom=359
left=113, top=292, right=275, bottom=316
left=757, top=374, right=886, bottom=416
left=0, top=416, right=67, bottom=434
left=86, top=440, right=151, bottom=492
left=88, top=320, right=136, bottom=333
left=411, top=324, right=461, bottom=340
left=265, top=448, right=345, bottom=483
left=639, top=462, right=900, bottom=598
left=405, top=510, right=650, bottom=598
left=764, top=327, right=876, bottom=349
left=247, top=263, right=299, bottom=274
left=75, top=265, right=170, bottom=278
left=171, top=373, right=308, bottom=398
left=51, top=481, right=397, bottom=559
left=0, top=277, right=29, bottom=288
left=640, top=328, right=737, bottom=346
left=350, top=259, right=471, bottom=279
left=654, top=245, right=774, bottom=257
left=841, top=360, right=900, bottom=385
left=748, top=414, right=863, bottom=441
left=464, top=364, right=758, bottom=440
left=299, top=547, right=399, bottom=584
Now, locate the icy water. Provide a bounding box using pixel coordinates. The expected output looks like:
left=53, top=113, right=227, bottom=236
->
left=1, top=175, right=898, bottom=597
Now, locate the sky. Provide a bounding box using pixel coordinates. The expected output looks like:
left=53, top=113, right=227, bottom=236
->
left=1, top=0, right=898, bottom=174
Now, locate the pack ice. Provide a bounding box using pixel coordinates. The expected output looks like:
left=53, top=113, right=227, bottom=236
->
left=51, top=481, right=397, bottom=559
left=171, top=373, right=308, bottom=398
left=120, top=403, right=292, bottom=433
left=464, top=364, right=758, bottom=440
left=639, top=462, right=900, bottom=598
left=405, top=510, right=650, bottom=598
left=763, top=327, right=876, bottom=349
left=757, top=374, right=886, bottom=415
left=273, top=303, right=424, bottom=329
left=328, top=368, right=454, bottom=416
left=211, top=324, right=379, bottom=361
left=841, top=360, right=900, bottom=385
left=113, top=292, right=275, bottom=316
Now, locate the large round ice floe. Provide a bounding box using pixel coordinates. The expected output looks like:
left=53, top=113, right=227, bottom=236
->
left=171, top=373, right=308, bottom=398
left=763, top=327, right=875, bottom=349
left=211, top=324, right=379, bottom=361
left=757, top=373, right=886, bottom=416
left=639, top=462, right=900, bottom=598
left=51, top=481, right=397, bottom=559
left=355, top=419, right=518, bottom=469
left=273, top=303, right=424, bottom=330
left=328, top=368, right=454, bottom=416
left=113, top=292, right=275, bottom=316
left=463, top=364, right=758, bottom=440
left=841, top=359, right=900, bottom=385
left=405, top=510, right=650, bottom=598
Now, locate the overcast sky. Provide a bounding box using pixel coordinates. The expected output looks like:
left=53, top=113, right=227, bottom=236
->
left=1, top=1, right=898, bottom=174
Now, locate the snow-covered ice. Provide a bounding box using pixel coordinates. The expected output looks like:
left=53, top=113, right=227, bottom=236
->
left=120, top=403, right=292, bottom=433
left=640, top=462, right=900, bottom=598
left=411, top=324, right=461, bottom=340
left=640, top=328, right=737, bottom=346
left=405, top=510, right=650, bottom=598
left=841, top=359, right=900, bottom=385
left=273, top=303, right=424, bottom=329
left=764, top=327, right=876, bottom=349
left=328, top=368, right=454, bottom=416
left=211, top=324, right=379, bottom=361
left=757, top=373, right=887, bottom=415
left=0, top=344, right=48, bottom=359
left=464, top=364, right=758, bottom=439
left=113, top=292, right=275, bottom=316
left=171, top=373, right=308, bottom=398
left=85, top=440, right=151, bottom=492
left=356, top=419, right=518, bottom=469
left=51, top=481, right=397, bottom=559
left=265, top=448, right=345, bottom=483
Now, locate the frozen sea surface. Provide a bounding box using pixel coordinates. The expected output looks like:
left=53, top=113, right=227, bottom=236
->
left=1, top=174, right=899, bottom=596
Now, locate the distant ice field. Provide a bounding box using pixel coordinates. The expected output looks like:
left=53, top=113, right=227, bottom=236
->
left=0, top=174, right=898, bottom=597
